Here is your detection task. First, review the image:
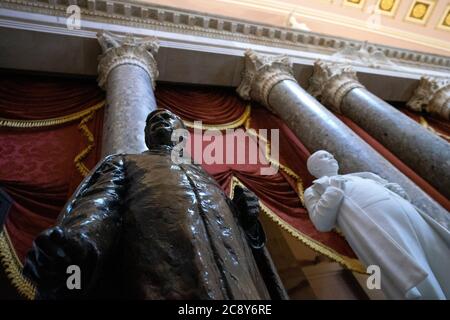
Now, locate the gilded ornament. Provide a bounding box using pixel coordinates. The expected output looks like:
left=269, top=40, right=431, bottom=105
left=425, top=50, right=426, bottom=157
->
left=411, top=3, right=428, bottom=19
left=380, top=0, right=395, bottom=11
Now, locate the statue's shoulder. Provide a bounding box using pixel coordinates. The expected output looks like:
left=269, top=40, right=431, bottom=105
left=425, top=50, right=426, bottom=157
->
left=98, top=153, right=128, bottom=167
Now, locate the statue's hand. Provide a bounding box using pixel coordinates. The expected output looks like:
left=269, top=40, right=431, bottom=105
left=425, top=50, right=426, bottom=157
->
left=232, top=185, right=260, bottom=226
left=23, top=226, right=98, bottom=299
left=329, top=176, right=346, bottom=191
left=232, top=185, right=266, bottom=249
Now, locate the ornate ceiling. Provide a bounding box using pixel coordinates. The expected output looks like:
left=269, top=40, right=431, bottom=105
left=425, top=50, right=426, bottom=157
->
left=141, top=0, right=450, bottom=56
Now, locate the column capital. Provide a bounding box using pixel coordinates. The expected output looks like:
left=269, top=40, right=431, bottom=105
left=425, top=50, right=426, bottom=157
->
left=407, top=76, right=450, bottom=120
left=97, top=31, right=159, bottom=89
left=236, top=49, right=296, bottom=108
left=308, top=60, right=364, bottom=113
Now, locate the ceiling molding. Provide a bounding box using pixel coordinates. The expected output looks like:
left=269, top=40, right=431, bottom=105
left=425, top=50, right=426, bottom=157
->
left=217, top=0, right=450, bottom=53
left=1, top=0, right=449, bottom=73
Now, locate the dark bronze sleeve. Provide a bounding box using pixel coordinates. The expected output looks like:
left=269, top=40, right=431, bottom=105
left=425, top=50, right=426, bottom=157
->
left=23, top=154, right=126, bottom=299
left=232, top=185, right=289, bottom=300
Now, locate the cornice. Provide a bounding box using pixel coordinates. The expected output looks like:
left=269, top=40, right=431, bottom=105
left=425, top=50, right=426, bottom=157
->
left=218, top=0, right=450, bottom=55
left=1, top=0, right=450, bottom=73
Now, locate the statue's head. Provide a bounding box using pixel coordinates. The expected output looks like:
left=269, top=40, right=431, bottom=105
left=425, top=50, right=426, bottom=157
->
left=144, top=109, right=186, bottom=149
left=307, top=150, right=339, bottom=178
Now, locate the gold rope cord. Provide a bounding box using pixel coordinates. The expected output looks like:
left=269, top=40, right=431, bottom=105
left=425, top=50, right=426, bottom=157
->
left=0, top=101, right=105, bottom=128
left=183, top=104, right=251, bottom=130
left=229, top=177, right=366, bottom=274
left=419, top=117, right=450, bottom=141
left=0, top=227, right=36, bottom=299
left=0, top=102, right=105, bottom=299
left=75, top=111, right=97, bottom=177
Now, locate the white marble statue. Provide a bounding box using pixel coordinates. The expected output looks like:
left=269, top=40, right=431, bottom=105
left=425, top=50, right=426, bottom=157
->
left=304, top=150, right=450, bottom=300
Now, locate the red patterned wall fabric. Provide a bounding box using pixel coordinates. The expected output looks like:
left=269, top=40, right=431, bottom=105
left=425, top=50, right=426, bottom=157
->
left=0, top=73, right=105, bottom=262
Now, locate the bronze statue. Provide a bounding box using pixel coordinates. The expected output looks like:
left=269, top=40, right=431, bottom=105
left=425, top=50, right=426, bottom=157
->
left=23, top=109, right=287, bottom=300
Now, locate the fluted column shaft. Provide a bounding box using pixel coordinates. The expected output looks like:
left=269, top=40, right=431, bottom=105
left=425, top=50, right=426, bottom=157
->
left=237, top=50, right=448, bottom=228
left=309, top=61, right=450, bottom=199
left=97, top=31, right=159, bottom=156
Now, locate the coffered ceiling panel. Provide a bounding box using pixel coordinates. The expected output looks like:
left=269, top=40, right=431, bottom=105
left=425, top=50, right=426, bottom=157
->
left=375, top=0, right=402, bottom=16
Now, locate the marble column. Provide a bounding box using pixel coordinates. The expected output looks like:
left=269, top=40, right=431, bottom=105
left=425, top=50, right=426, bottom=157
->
left=308, top=61, right=450, bottom=199
left=97, top=31, right=159, bottom=156
left=407, top=76, right=450, bottom=120
left=237, top=50, right=448, bottom=228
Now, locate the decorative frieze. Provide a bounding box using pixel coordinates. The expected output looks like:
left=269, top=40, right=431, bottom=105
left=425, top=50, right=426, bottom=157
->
left=308, top=60, right=364, bottom=114
left=407, top=76, right=450, bottom=120
left=237, top=49, right=295, bottom=108
left=1, top=0, right=450, bottom=72
left=97, top=31, right=159, bottom=89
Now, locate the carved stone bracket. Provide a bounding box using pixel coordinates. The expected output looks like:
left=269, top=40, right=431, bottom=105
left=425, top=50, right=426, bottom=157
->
left=407, top=76, right=450, bottom=120
left=331, top=41, right=396, bottom=69
left=237, top=49, right=296, bottom=109
left=97, top=31, right=159, bottom=89
left=308, top=60, right=364, bottom=114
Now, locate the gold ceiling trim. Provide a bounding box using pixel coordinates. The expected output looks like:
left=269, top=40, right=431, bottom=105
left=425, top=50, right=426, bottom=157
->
left=218, top=0, right=450, bottom=52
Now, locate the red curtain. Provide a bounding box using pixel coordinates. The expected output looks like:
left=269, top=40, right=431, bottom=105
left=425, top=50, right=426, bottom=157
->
left=156, top=84, right=246, bottom=124
left=0, top=74, right=104, bottom=119
left=0, top=73, right=105, bottom=262
left=156, top=84, right=360, bottom=268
